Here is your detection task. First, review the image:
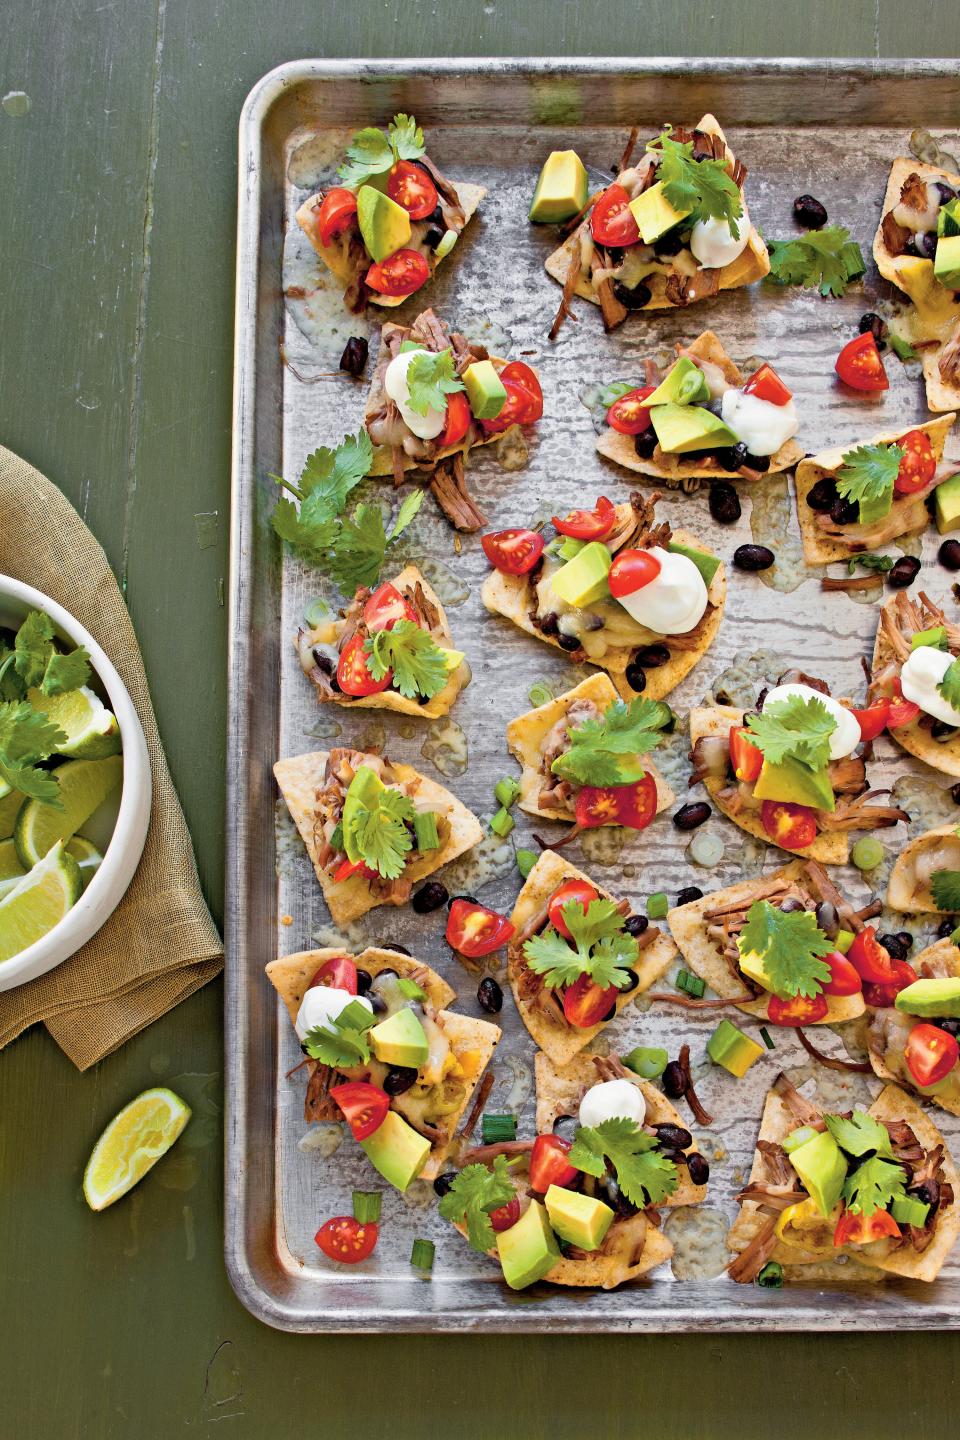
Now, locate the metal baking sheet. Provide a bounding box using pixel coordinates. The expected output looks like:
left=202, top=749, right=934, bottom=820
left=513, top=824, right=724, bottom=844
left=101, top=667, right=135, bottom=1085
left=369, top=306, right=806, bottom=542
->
left=227, top=58, right=960, bottom=1332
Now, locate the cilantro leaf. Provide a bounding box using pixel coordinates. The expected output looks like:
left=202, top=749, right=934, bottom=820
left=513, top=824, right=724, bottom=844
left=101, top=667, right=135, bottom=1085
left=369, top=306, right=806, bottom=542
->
left=649, top=127, right=742, bottom=236
left=404, top=349, right=465, bottom=417
left=824, top=1111, right=893, bottom=1159
left=437, top=1155, right=515, bottom=1251
left=938, top=657, right=960, bottom=713
left=745, top=694, right=837, bottom=771
left=327, top=504, right=388, bottom=594
left=842, top=1156, right=907, bottom=1218
left=0, top=701, right=68, bottom=803
left=299, top=430, right=373, bottom=516
left=364, top=620, right=451, bottom=700
left=523, top=897, right=638, bottom=992
left=766, top=226, right=865, bottom=298
left=389, top=113, right=426, bottom=162
left=931, top=868, right=960, bottom=911
left=550, top=697, right=672, bottom=787
left=14, top=611, right=55, bottom=688
left=835, top=443, right=903, bottom=508
left=271, top=495, right=337, bottom=565
left=342, top=770, right=416, bottom=880
left=388, top=486, right=426, bottom=541
left=338, top=113, right=425, bottom=188
left=40, top=646, right=92, bottom=696
left=738, top=900, right=833, bottom=999
left=302, top=1006, right=375, bottom=1069
left=569, top=1118, right=679, bottom=1207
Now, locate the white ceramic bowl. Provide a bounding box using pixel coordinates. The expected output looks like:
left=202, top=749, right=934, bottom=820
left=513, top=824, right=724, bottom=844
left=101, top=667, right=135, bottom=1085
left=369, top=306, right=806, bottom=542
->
left=0, top=577, right=152, bottom=991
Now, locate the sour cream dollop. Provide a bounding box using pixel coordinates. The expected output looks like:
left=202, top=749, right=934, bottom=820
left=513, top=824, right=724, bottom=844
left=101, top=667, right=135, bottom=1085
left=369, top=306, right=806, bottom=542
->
left=761, top=682, right=862, bottom=760
left=295, top=986, right=373, bottom=1042
left=615, top=547, right=708, bottom=636
left=900, top=645, right=960, bottom=726
left=579, top=1079, right=646, bottom=1129
left=383, top=348, right=447, bottom=440
left=689, top=210, right=750, bottom=268
left=719, top=389, right=800, bottom=457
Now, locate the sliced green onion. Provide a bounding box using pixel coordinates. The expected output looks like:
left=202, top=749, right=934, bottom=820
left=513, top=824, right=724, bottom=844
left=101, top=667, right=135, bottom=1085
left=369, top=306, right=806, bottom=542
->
left=528, top=682, right=554, bottom=708
left=556, top=535, right=585, bottom=562
left=647, top=891, right=669, bottom=921
left=851, top=836, right=883, bottom=872
left=951, top=926, right=960, bottom=946
left=676, top=969, right=705, bottom=999
left=688, top=831, right=724, bottom=868
left=352, top=1190, right=382, bottom=1224
left=494, top=776, right=521, bottom=809
left=891, top=1194, right=930, bottom=1229
left=889, top=333, right=918, bottom=362
left=303, top=596, right=331, bottom=626
left=413, top=811, right=440, bottom=852
left=490, top=806, right=515, bottom=838
left=757, top=1260, right=783, bottom=1289
left=329, top=822, right=344, bottom=853
left=481, top=1112, right=517, bottom=1144
left=339, top=999, right=376, bottom=1032
left=516, top=848, right=538, bottom=879
left=623, top=1046, right=668, bottom=1079
left=835, top=929, right=855, bottom=954
left=759, top=1026, right=775, bottom=1050
left=434, top=228, right=458, bottom=260
left=783, top=1125, right=819, bottom=1154
left=411, top=1237, right=436, bottom=1271
left=397, top=977, right=428, bottom=1001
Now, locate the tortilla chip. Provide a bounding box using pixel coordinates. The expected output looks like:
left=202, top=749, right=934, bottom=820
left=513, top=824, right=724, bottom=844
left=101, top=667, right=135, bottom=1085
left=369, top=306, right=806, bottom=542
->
left=546, top=116, right=769, bottom=319
left=888, top=822, right=960, bottom=913
left=667, top=862, right=866, bottom=1026
left=688, top=706, right=849, bottom=863
left=265, top=945, right=456, bottom=1024
left=871, top=599, right=960, bottom=777
left=273, top=750, right=483, bottom=926
left=505, top=672, right=675, bottom=822
left=481, top=521, right=725, bottom=703
left=405, top=1008, right=501, bottom=1179
left=595, top=332, right=805, bottom=482
left=508, top=850, right=677, bottom=1067
left=795, top=414, right=956, bottom=564
left=533, top=1051, right=707, bottom=1207
left=873, top=158, right=960, bottom=413
left=862, top=1086, right=960, bottom=1281
left=867, top=939, right=960, bottom=1117
left=296, top=180, right=486, bottom=311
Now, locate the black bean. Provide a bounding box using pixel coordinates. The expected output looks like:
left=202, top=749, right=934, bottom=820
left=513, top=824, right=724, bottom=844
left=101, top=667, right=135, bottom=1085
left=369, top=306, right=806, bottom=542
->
left=936, top=1018, right=960, bottom=1038
left=557, top=631, right=582, bottom=652
left=433, top=1172, right=457, bottom=1198
left=539, top=611, right=560, bottom=637
left=780, top=897, right=806, bottom=914
left=613, top=280, right=652, bottom=311
left=423, top=225, right=446, bottom=250
left=624, top=914, right=649, bottom=937
left=793, top=194, right=828, bottom=229
left=733, top=544, right=775, bottom=572
left=878, top=932, right=910, bottom=962
left=311, top=644, right=338, bottom=675
left=383, top=1066, right=419, bottom=1096
left=553, top=1114, right=578, bottom=1142
left=888, top=555, right=921, bottom=589
left=714, top=442, right=749, bottom=473
left=355, top=968, right=373, bottom=995
left=814, top=900, right=839, bottom=938
left=339, top=335, right=368, bottom=376
left=655, top=1123, right=693, bottom=1150
left=368, top=994, right=387, bottom=1015
left=806, top=477, right=838, bottom=513
left=448, top=893, right=479, bottom=910
left=654, top=228, right=685, bottom=257
left=916, top=231, right=938, bottom=260
left=939, top=540, right=960, bottom=572
left=624, top=660, right=647, bottom=693
left=859, top=312, right=889, bottom=349
left=659, top=1147, right=684, bottom=1164
left=687, top=1152, right=711, bottom=1185
left=937, top=917, right=958, bottom=939
left=601, top=1000, right=618, bottom=1022
left=951, top=783, right=960, bottom=805
left=676, top=885, right=704, bottom=906
left=619, top=970, right=641, bottom=993
left=662, top=1061, right=686, bottom=1099
left=709, top=481, right=742, bottom=525
left=477, top=977, right=503, bottom=1014
left=830, top=494, right=861, bottom=526
left=896, top=931, right=914, bottom=954
left=633, top=642, right=670, bottom=670
left=744, top=452, right=771, bottom=473
left=935, top=182, right=957, bottom=205
left=412, top=880, right=449, bottom=915
left=633, top=429, right=658, bottom=459
left=911, top=1180, right=939, bottom=1209
left=673, top=802, right=712, bottom=832
left=932, top=719, right=959, bottom=740
left=603, top=246, right=626, bottom=265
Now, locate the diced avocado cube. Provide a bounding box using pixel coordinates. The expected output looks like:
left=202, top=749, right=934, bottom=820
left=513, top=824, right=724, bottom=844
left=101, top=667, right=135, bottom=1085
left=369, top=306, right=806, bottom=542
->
left=369, top=1007, right=430, bottom=1068
left=463, top=360, right=507, bottom=420
left=895, top=976, right=960, bottom=1019
left=644, top=356, right=711, bottom=409
left=706, top=1019, right=765, bottom=1078
left=360, top=1111, right=431, bottom=1192
left=666, top=540, right=721, bottom=586
left=783, top=1125, right=820, bottom=1154
left=891, top=1194, right=931, bottom=1228
left=496, top=1199, right=561, bottom=1290
left=544, top=1184, right=614, bottom=1251
left=550, top=542, right=612, bottom=607
left=858, top=489, right=893, bottom=526
left=356, top=185, right=412, bottom=263
left=938, top=198, right=960, bottom=238
left=936, top=472, right=960, bottom=535
left=628, top=181, right=691, bottom=244
left=788, top=1131, right=847, bottom=1219
left=751, top=756, right=836, bottom=813
left=650, top=403, right=739, bottom=455
left=342, top=766, right=388, bottom=866
left=934, top=234, right=960, bottom=290
left=835, top=929, right=855, bottom=954
left=912, top=626, right=948, bottom=650
left=529, top=150, right=589, bottom=223
left=736, top=942, right=775, bottom=994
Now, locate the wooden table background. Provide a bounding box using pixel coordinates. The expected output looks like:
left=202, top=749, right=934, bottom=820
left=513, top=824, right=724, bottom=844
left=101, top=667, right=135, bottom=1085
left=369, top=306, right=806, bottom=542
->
left=2, top=5, right=959, bottom=1436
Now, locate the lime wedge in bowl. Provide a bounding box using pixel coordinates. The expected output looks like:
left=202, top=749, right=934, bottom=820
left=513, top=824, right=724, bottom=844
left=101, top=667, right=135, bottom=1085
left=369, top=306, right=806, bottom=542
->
left=15, top=755, right=123, bottom=868
left=83, top=1088, right=191, bottom=1211
left=0, top=842, right=83, bottom=963
left=0, top=786, right=24, bottom=841
left=65, top=835, right=103, bottom=891
left=27, top=685, right=121, bottom=760
left=0, top=838, right=26, bottom=901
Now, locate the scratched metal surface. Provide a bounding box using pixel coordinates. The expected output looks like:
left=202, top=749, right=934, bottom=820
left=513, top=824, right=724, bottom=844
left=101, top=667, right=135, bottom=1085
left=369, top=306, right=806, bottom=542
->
left=227, top=59, right=960, bottom=1332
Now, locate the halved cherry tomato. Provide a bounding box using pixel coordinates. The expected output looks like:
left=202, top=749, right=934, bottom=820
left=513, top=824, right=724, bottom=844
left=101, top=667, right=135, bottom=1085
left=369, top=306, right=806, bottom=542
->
left=489, top=1195, right=521, bottom=1232
left=743, top=362, right=793, bottom=406
left=363, top=582, right=419, bottom=632
left=309, top=955, right=358, bottom=994
left=849, top=698, right=890, bottom=743
left=607, top=386, right=656, bottom=436
left=529, top=1134, right=578, bottom=1193
left=440, top=389, right=472, bottom=447
left=575, top=774, right=658, bottom=832
left=894, top=428, right=937, bottom=494
left=862, top=961, right=918, bottom=1009
left=846, top=927, right=897, bottom=986
left=552, top=496, right=617, bottom=541
left=833, top=1207, right=901, bottom=1248
left=332, top=857, right=378, bottom=884
left=366, top=248, right=430, bottom=297
left=386, top=159, right=438, bottom=220
left=760, top=799, right=818, bottom=852
left=835, top=332, right=889, bottom=392
left=608, top=548, right=662, bottom=598
left=330, top=1081, right=390, bottom=1141
left=336, top=631, right=391, bottom=697
left=499, top=362, right=544, bottom=418
left=446, top=899, right=515, bottom=958
left=767, top=992, right=829, bottom=1026
left=563, top=972, right=619, bottom=1028
left=316, top=187, right=358, bottom=247
left=905, top=1022, right=960, bottom=1087
left=886, top=679, right=921, bottom=729
left=481, top=527, right=544, bottom=575
left=590, top=184, right=641, bottom=248
left=547, top=878, right=600, bottom=939
left=821, top=952, right=863, bottom=997
left=729, top=725, right=763, bottom=783
left=316, top=1215, right=379, bottom=1263
left=479, top=377, right=539, bottom=433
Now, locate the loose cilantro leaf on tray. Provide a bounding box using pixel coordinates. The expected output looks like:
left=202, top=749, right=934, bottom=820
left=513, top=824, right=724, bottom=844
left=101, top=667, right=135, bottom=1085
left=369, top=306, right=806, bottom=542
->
left=0, top=701, right=68, bottom=804
left=437, top=1155, right=515, bottom=1252
left=338, top=112, right=426, bottom=189
left=523, top=897, right=639, bottom=992
left=938, top=658, right=960, bottom=713
left=365, top=620, right=451, bottom=700
left=842, top=1155, right=907, bottom=1218
left=766, top=226, right=865, bottom=298
left=825, top=1111, right=893, bottom=1159
left=931, top=868, right=960, bottom=912
left=405, top=349, right=465, bottom=417
left=550, top=698, right=672, bottom=788
left=835, top=443, right=903, bottom=508
left=739, top=900, right=834, bottom=1000
left=569, top=1117, right=679, bottom=1207
left=745, top=694, right=837, bottom=772
left=648, top=126, right=743, bottom=236
left=299, top=431, right=373, bottom=515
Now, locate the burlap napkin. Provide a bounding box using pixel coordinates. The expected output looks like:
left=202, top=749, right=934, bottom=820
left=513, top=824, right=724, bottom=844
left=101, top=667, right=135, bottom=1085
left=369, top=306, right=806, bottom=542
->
left=0, top=445, right=223, bottom=1069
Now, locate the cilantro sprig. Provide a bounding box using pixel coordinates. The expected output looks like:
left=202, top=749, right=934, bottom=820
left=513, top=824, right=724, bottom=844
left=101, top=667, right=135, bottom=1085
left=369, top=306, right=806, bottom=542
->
left=766, top=227, right=865, bottom=298
left=0, top=610, right=92, bottom=701
left=341, top=766, right=417, bottom=880
left=834, top=443, right=903, bottom=510
left=405, top=349, right=464, bottom=417
left=745, top=694, right=837, bottom=772
left=364, top=620, right=451, bottom=700
left=523, top=897, right=639, bottom=992
left=841, top=1156, right=907, bottom=1218
left=338, top=113, right=426, bottom=189
left=437, top=1155, right=516, bottom=1251
left=0, top=702, right=68, bottom=803
left=302, top=1001, right=376, bottom=1070
left=550, top=698, right=672, bottom=788
left=937, top=657, right=960, bottom=714
left=647, top=126, right=743, bottom=237
left=739, top=900, right=833, bottom=999
left=931, top=868, right=960, bottom=911
left=569, top=1117, right=679, bottom=1207
left=824, top=1111, right=893, bottom=1159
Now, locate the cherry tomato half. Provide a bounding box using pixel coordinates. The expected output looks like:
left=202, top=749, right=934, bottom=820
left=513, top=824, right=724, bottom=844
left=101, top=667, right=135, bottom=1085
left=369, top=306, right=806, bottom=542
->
left=767, top=992, right=829, bottom=1026
left=386, top=159, right=438, bottom=220
left=894, top=429, right=937, bottom=494
left=316, top=187, right=358, bottom=247
left=489, top=1195, right=521, bottom=1233
left=833, top=1207, right=900, bottom=1248
left=849, top=698, right=890, bottom=743
left=498, top=362, right=544, bottom=419
left=366, top=248, right=430, bottom=297
left=607, top=386, right=656, bottom=436
left=743, top=362, right=793, bottom=406
left=329, top=1081, right=390, bottom=1141
left=846, top=927, right=897, bottom=986
left=332, top=857, right=378, bottom=884
left=481, top=528, right=545, bottom=575
left=820, top=952, right=863, bottom=997
left=886, top=678, right=922, bottom=729
left=446, top=899, right=515, bottom=958
left=363, top=582, right=419, bottom=632
left=552, top=496, right=617, bottom=541
left=479, top=377, right=539, bottom=433
left=316, top=1215, right=379, bottom=1264
left=547, top=878, right=600, bottom=939
left=608, top=548, right=662, bottom=598
left=905, top=1022, right=960, bottom=1087
left=760, top=799, right=819, bottom=852
left=529, top=1134, right=578, bottom=1193
left=575, top=774, right=658, bottom=832
left=563, top=972, right=619, bottom=1028
left=729, top=725, right=763, bottom=783
left=590, top=183, right=641, bottom=248
left=862, top=961, right=918, bottom=1009
left=440, top=389, right=472, bottom=448
left=337, top=631, right=391, bottom=697
left=835, top=332, right=889, bottom=392
left=309, top=955, right=358, bottom=994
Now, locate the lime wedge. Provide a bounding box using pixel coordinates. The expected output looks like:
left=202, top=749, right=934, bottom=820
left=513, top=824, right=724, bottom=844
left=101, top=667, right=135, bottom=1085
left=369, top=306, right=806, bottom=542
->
left=0, top=787, right=24, bottom=841
left=66, top=835, right=104, bottom=891
left=0, top=841, right=83, bottom=962
left=0, top=837, right=26, bottom=901
left=83, top=1088, right=191, bottom=1211
left=27, top=685, right=122, bottom=760
left=15, top=755, right=123, bottom=868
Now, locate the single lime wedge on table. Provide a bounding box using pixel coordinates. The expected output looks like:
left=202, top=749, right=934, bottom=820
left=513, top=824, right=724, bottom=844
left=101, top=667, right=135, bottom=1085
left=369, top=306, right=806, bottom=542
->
left=0, top=786, right=24, bottom=841
left=15, top=754, right=123, bottom=869
left=83, top=1088, right=191, bottom=1211
left=65, top=835, right=104, bottom=890
left=27, top=685, right=121, bottom=760
left=0, top=841, right=82, bottom=962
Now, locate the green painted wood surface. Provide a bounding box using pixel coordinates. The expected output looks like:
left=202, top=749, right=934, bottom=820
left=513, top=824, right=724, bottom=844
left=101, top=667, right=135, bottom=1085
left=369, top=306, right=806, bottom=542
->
left=2, top=5, right=960, bottom=1435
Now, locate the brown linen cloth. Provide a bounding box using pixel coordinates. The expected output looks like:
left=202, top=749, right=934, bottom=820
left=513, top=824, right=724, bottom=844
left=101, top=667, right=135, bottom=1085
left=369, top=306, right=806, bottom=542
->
left=0, top=445, right=223, bottom=1069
